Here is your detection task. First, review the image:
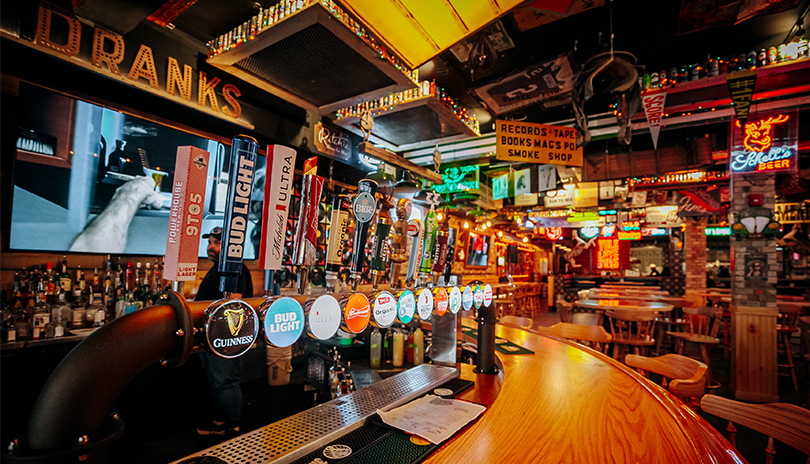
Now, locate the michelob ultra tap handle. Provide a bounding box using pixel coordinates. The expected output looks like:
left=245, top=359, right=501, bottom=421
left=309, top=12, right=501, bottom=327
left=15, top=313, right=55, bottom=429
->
left=219, top=135, right=259, bottom=294
left=350, top=179, right=378, bottom=289
left=259, top=145, right=297, bottom=271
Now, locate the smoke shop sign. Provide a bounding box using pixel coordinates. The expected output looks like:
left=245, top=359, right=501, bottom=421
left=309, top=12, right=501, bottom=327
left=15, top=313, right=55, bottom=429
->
left=496, top=120, right=583, bottom=166
left=314, top=123, right=351, bottom=161
left=29, top=2, right=249, bottom=127
left=730, top=111, right=797, bottom=174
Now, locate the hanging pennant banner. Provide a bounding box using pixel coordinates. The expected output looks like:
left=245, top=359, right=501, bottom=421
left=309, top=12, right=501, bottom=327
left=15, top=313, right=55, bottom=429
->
left=641, top=89, right=667, bottom=149
left=726, top=71, right=758, bottom=125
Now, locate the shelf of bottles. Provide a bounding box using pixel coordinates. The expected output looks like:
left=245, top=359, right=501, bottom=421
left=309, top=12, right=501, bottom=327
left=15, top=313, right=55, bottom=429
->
left=206, top=0, right=418, bottom=86
left=640, top=39, right=809, bottom=91
left=627, top=168, right=728, bottom=189
left=333, top=81, right=481, bottom=137
left=4, top=256, right=167, bottom=343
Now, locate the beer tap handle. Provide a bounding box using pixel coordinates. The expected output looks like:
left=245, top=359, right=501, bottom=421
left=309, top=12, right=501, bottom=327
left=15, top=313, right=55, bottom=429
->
left=292, top=162, right=324, bottom=295
left=405, top=219, right=423, bottom=288
left=350, top=179, right=378, bottom=291
left=370, top=217, right=392, bottom=290
left=325, top=195, right=352, bottom=292
left=218, top=135, right=259, bottom=294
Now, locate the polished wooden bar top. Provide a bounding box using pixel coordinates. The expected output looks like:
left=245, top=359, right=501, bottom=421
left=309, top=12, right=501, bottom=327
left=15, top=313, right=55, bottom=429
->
left=425, top=321, right=743, bottom=464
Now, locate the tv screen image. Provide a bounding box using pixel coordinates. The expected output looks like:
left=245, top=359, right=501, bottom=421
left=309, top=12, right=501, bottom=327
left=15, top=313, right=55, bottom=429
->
left=466, top=233, right=489, bottom=267
left=10, top=84, right=266, bottom=258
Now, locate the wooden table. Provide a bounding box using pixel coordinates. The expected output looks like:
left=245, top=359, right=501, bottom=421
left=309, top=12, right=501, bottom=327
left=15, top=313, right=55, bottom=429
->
left=592, top=288, right=671, bottom=296
left=777, top=300, right=810, bottom=312
left=575, top=298, right=674, bottom=313
left=601, top=283, right=662, bottom=290
left=589, top=290, right=690, bottom=307
left=693, top=291, right=732, bottom=304
left=425, top=321, right=743, bottom=464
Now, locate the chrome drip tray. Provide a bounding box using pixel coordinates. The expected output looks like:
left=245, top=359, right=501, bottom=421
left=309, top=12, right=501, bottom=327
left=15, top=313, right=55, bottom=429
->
left=172, top=364, right=458, bottom=464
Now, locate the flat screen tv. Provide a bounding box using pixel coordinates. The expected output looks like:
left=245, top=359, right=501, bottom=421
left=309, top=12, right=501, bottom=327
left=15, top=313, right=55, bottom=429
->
left=10, top=83, right=266, bottom=258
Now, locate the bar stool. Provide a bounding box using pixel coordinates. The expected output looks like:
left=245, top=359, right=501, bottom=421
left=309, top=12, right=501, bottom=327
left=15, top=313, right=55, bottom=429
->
left=494, top=286, right=516, bottom=319
left=777, top=304, right=801, bottom=392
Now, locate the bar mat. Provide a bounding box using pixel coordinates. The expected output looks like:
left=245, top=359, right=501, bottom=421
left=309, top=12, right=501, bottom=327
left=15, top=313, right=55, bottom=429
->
left=461, top=328, right=535, bottom=355
left=288, top=378, right=475, bottom=464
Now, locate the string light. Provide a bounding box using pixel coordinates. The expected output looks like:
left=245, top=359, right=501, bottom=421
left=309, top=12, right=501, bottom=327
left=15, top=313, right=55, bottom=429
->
left=463, top=222, right=469, bottom=229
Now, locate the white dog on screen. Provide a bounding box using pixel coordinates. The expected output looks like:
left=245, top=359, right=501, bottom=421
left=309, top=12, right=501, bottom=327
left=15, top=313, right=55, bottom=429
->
left=69, top=176, right=164, bottom=253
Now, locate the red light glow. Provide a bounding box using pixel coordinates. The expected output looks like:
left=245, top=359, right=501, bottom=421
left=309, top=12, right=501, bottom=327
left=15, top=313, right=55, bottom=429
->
left=736, top=114, right=789, bottom=153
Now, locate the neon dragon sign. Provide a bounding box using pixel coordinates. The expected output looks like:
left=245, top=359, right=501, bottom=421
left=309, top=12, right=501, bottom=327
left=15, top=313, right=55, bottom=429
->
left=730, top=114, right=796, bottom=173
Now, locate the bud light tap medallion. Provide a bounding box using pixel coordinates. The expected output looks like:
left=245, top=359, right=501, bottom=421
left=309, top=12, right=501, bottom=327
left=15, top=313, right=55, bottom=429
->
left=261, top=297, right=304, bottom=347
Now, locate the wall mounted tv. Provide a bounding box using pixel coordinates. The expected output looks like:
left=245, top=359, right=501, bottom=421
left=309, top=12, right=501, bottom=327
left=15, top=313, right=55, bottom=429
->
left=10, top=83, right=267, bottom=258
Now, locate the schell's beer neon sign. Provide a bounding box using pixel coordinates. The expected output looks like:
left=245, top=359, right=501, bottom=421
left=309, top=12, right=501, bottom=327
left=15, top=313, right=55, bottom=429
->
left=731, top=113, right=796, bottom=174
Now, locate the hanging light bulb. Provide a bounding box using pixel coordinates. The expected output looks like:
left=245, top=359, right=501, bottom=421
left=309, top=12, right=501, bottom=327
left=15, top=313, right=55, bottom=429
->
left=498, top=231, right=503, bottom=237
left=522, top=237, right=528, bottom=243
left=464, top=222, right=469, bottom=229
left=486, top=221, right=492, bottom=227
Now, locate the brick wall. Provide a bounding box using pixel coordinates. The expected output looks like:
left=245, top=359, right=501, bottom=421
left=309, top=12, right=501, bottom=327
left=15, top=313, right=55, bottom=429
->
left=684, top=216, right=708, bottom=302
left=731, top=174, right=777, bottom=308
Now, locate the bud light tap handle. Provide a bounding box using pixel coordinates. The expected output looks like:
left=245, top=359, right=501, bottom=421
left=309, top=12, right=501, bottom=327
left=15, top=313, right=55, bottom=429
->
left=350, top=179, right=378, bottom=290
left=219, top=135, right=259, bottom=294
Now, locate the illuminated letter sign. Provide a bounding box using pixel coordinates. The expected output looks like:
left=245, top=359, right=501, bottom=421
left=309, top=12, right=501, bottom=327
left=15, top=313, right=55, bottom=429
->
left=730, top=111, right=797, bottom=174
left=597, top=239, right=620, bottom=269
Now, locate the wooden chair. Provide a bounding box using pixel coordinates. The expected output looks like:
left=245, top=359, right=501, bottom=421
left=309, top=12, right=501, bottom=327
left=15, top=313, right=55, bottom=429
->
left=525, top=283, right=542, bottom=319
left=556, top=300, right=574, bottom=323
left=655, top=300, right=693, bottom=355
left=667, top=306, right=721, bottom=392
left=537, top=322, right=612, bottom=355
left=701, top=394, right=810, bottom=464
left=625, top=354, right=707, bottom=408
left=606, top=309, right=657, bottom=361
left=500, top=315, right=533, bottom=330
left=777, top=304, right=802, bottom=392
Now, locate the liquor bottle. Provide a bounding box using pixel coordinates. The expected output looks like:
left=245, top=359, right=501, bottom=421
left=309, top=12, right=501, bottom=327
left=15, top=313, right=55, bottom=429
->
left=126, top=262, right=134, bottom=291
left=19, top=267, right=29, bottom=299
left=104, top=258, right=113, bottom=304
left=52, top=291, right=70, bottom=337
left=45, top=262, right=56, bottom=301
left=369, top=329, right=381, bottom=368
left=406, top=329, right=414, bottom=363
left=392, top=330, right=404, bottom=367
left=384, top=329, right=393, bottom=363
left=59, top=256, right=71, bottom=296
left=91, top=268, right=102, bottom=305
left=13, top=272, right=21, bottom=297
left=31, top=292, right=51, bottom=340
left=29, top=265, right=42, bottom=297
left=413, top=324, right=424, bottom=366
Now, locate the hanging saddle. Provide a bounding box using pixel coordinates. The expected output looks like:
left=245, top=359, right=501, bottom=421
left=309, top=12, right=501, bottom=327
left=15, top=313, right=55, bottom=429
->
left=571, top=51, right=644, bottom=148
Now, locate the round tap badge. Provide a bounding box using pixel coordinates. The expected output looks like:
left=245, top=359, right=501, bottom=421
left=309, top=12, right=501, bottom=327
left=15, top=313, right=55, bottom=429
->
left=371, top=291, right=397, bottom=328
left=448, top=287, right=462, bottom=314
left=352, top=191, right=376, bottom=224
left=306, top=295, right=341, bottom=340
left=262, top=297, right=304, bottom=347
left=433, top=287, right=448, bottom=316
left=343, top=293, right=371, bottom=334
left=462, top=286, right=473, bottom=311
left=416, top=288, right=433, bottom=321
left=483, top=284, right=493, bottom=308
left=204, top=299, right=259, bottom=359
left=473, top=285, right=484, bottom=309
left=397, top=290, right=415, bottom=324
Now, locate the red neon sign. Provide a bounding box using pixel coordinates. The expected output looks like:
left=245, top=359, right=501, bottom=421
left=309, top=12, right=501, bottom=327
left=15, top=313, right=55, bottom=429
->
left=545, top=227, right=563, bottom=240
left=597, top=239, right=620, bottom=269
left=736, top=115, right=789, bottom=153
left=617, top=231, right=641, bottom=240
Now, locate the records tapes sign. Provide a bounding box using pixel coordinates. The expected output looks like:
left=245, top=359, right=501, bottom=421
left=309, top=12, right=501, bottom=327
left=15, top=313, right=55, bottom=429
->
left=496, top=120, right=583, bottom=166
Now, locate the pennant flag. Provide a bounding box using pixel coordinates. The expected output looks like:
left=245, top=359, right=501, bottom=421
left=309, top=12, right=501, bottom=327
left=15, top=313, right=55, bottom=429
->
left=641, top=88, right=667, bottom=149
left=727, top=71, right=757, bottom=126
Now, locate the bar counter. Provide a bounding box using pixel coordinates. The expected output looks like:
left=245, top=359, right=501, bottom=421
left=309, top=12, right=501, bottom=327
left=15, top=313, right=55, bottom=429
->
left=423, top=319, right=742, bottom=464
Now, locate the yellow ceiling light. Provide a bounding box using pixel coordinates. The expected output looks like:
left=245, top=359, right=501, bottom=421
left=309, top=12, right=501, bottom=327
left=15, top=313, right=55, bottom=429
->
left=498, top=231, right=503, bottom=237
left=341, top=0, right=525, bottom=68
left=464, top=221, right=469, bottom=229
left=522, top=236, right=528, bottom=243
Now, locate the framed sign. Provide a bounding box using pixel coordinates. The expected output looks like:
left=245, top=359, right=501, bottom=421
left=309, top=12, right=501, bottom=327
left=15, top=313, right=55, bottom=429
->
left=496, top=120, right=583, bottom=166
left=314, top=122, right=351, bottom=162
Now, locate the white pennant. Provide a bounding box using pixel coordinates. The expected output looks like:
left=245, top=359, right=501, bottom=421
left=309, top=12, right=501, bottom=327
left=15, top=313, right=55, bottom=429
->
left=641, top=89, right=667, bottom=149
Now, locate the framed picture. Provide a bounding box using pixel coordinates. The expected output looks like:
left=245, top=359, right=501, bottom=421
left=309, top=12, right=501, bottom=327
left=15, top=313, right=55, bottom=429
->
left=466, top=232, right=490, bottom=267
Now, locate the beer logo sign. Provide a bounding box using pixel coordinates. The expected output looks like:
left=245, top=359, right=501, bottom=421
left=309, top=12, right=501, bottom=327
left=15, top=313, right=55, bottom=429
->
left=353, top=192, right=376, bottom=224
left=204, top=299, right=258, bottom=359
left=343, top=293, right=371, bottom=334
left=462, top=286, right=474, bottom=311
left=416, top=289, right=433, bottom=321
left=449, top=287, right=462, bottom=314
left=473, top=286, right=484, bottom=309
left=261, top=297, right=303, bottom=348
left=433, top=287, right=449, bottom=316
left=372, top=291, right=397, bottom=328
left=483, top=284, right=493, bottom=308
left=307, top=295, right=341, bottom=340
left=397, top=290, right=416, bottom=324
